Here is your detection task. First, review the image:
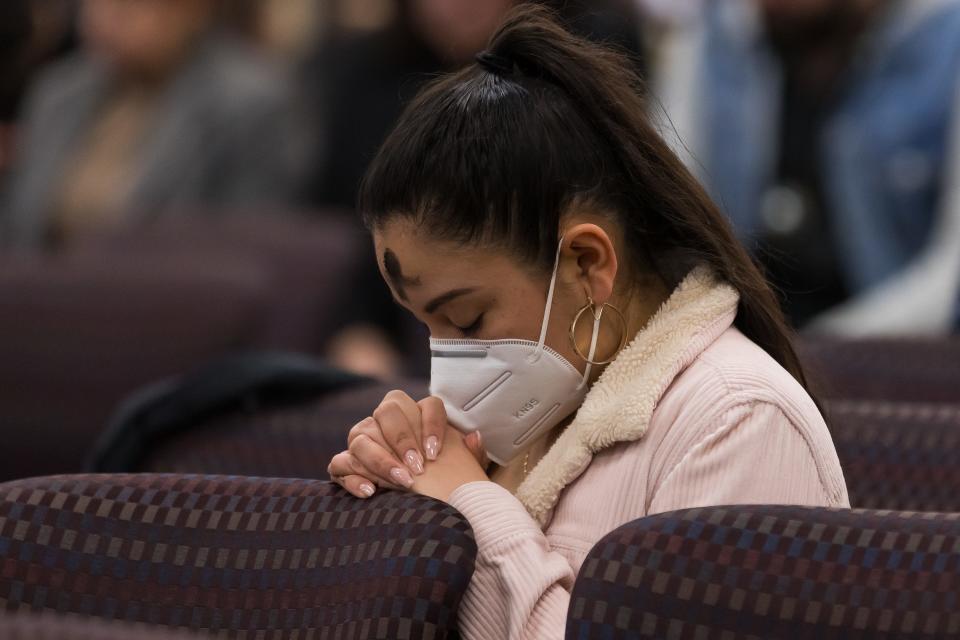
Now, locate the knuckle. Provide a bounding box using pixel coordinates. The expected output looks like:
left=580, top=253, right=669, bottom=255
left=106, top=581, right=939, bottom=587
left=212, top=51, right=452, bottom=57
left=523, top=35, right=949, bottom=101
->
left=348, top=417, right=375, bottom=439
left=372, top=402, right=396, bottom=422
left=347, top=457, right=364, bottom=475
left=423, top=396, right=447, bottom=421
left=347, top=434, right=368, bottom=454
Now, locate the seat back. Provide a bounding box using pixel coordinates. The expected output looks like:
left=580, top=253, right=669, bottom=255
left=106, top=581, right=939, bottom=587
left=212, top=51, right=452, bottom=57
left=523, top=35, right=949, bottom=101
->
left=828, top=400, right=960, bottom=511
left=79, top=215, right=369, bottom=355
left=135, top=380, right=429, bottom=478
left=0, top=474, right=475, bottom=639
left=568, top=505, right=960, bottom=639
left=799, top=337, right=960, bottom=403
left=0, top=254, right=268, bottom=482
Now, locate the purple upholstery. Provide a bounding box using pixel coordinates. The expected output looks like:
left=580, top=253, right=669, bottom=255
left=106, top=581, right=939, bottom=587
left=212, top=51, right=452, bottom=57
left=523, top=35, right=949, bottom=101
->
left=827, top=400, right=960, bottom=511
left=0, top=217, right=372, bottom=482
left=799, top=337, right=960, bottom=403
left=0, top=474, right=475, bottom=639
left=78, top=215, right=369, bottom=355
left=568, top=505, right=960, bottom=639
left=0, top=253, right=268, bottom=482
left=138, top=380, right=429, bottom=478
left=0, top=613, right=202, bottom=640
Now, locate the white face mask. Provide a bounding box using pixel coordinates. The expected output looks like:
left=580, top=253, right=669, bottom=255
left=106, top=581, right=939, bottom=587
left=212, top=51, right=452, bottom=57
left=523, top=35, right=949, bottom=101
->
left=428, top=240, right=601, bottom=465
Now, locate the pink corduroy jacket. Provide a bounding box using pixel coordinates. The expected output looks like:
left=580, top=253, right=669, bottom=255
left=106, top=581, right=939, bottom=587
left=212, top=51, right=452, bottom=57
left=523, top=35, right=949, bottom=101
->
left=446, top=266, right=850, bottom=639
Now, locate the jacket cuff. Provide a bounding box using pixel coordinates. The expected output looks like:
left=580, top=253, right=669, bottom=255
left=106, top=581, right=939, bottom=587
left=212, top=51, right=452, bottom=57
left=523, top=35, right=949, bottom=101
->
left=447, top=481, right=544, bottom=549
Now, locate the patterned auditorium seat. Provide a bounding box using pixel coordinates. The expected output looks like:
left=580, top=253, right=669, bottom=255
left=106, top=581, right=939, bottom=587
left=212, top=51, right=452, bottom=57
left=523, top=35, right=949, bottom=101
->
left=567, top=505, right=960, bottom=639
left=828, top=400, right=960, bottom=511
left=136, top=380, right=429, bottom=478
left=0, top=474, right=475, bottom=640
left=799, top=337, right=960, bottom=403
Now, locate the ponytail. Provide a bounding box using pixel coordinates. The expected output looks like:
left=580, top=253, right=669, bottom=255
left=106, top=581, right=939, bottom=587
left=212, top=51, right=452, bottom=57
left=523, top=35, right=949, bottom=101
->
left=361, top=4, right=814, bottom=392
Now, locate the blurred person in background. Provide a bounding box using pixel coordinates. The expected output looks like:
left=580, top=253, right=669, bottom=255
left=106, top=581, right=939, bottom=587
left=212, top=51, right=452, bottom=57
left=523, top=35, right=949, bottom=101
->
left=0, top=2, right=34, bottom=186
left=309, top=0, right=646, bottom=377
left=657, top=0, right=960, bottom=336
left=1, top=0, right=310, bottom=249
left=0, top=0, right=77, bottom=188
left=305, top=0, right=645, bottom=210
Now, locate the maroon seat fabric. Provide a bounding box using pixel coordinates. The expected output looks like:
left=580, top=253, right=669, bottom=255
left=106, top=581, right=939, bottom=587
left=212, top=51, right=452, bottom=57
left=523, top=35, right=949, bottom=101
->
left=138, top=379, right=429, bottom=478
left=568, top=505, right=960, bottom=639
left=78, top=215, right=370, bottom=355
left=799, top=337, right=960, bottom=403
left=0, top=613, right=203, bottom=640
left=827, top=399, right=960, bottom=511
left=0, top=474, right=476, bottom=639
left=0, top=253, right=269, bottom=482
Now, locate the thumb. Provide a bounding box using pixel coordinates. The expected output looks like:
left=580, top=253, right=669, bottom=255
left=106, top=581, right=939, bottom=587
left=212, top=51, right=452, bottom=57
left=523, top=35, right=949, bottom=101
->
left=463, top=431, right=489, bottom=468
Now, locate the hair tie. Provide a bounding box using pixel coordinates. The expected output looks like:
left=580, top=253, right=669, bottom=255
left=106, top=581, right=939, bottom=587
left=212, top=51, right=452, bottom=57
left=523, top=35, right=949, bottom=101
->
left=475, top=50, right=514, bottom=76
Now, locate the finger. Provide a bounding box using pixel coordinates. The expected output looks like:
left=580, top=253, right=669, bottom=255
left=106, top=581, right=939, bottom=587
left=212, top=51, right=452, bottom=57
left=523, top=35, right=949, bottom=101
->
left=334, top=474, right=377, bottom=499
left=384, top=390, right=425, bottom=450
left=347, top=417, right=389, bottom=448
left=463, top=430, right=489, bottom=468
left=373, top=396, right=424, bottom=476
left=328, top=451, right=373, bottom=482
left=418, top=396, right=448, bottom=461
left=349, top=433, right=414, bottom=489
left=329, top=451, right=403, bottom=491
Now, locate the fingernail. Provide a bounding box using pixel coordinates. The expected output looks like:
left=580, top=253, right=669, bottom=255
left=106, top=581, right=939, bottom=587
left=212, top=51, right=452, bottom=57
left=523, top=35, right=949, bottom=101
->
left=404, top=449, right=424, bottom=475
left=359, top=483, right=375, bottom=498
left=390, top=467, right=414, bottom=488
left=425, top=436, right=439, bottom=461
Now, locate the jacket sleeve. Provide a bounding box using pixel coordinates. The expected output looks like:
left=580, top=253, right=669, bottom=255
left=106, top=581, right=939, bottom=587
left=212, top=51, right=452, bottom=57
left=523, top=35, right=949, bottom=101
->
left=446, top=481, right=583, bottom=640
left=648, top=401, right=849, bottom=515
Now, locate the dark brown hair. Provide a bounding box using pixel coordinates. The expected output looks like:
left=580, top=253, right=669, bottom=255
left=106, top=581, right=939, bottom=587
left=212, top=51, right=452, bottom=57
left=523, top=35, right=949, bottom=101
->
left=360, top=4, right=812, bottom=390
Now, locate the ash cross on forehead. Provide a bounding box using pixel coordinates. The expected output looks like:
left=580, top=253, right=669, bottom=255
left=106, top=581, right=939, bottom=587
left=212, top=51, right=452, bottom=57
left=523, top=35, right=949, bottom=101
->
left=383, top=249, right=420, bottom=302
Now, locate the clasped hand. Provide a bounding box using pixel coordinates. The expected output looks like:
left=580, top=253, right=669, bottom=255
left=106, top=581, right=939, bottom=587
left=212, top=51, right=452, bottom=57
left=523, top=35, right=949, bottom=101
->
left=327, top=390, right=489, bottom=502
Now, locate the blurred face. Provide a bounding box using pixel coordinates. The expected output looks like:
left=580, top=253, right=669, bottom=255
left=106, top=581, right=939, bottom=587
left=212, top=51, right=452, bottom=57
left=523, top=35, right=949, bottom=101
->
left=373, top=219, right=596, bottom=376
left=81, top=0, right=214, bottom=77
left=409, top=0, right=515, bottom=64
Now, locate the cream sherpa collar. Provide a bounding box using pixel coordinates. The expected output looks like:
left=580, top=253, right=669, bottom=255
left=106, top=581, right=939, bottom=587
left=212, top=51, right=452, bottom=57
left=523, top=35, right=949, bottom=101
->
left=516, top=265, right=741, bottom=525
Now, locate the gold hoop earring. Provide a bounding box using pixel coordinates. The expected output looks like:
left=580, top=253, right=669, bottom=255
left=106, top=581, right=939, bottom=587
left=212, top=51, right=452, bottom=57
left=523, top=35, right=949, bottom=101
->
left=568, top=297, right=628, bottom=365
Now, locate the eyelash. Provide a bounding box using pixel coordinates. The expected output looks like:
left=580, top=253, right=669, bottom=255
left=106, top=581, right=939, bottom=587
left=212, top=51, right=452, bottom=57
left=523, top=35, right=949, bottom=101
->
left=456, top=314, right=484, bottom=337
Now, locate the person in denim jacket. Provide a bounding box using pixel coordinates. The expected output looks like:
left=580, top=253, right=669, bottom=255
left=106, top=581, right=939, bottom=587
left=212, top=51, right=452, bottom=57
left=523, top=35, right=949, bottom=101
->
left=657, top=0, right=960, bottom=335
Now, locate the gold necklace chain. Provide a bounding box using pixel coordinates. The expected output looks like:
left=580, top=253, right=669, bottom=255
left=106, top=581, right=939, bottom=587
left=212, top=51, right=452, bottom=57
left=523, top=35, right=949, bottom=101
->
left=522, top=452, right=530, bottom=478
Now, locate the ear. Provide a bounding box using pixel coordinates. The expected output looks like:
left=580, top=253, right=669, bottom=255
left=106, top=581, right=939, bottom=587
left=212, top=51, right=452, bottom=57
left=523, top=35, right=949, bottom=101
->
left=562, top=223, right=618, bottom=304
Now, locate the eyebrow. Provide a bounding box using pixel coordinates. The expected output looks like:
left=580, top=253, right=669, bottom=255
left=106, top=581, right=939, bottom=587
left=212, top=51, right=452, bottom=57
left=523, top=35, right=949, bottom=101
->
left=424, top=288, right=476, bottom=314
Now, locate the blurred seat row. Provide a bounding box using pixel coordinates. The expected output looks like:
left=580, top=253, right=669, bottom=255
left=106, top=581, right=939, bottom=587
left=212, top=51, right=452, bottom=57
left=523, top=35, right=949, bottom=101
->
left=1, top=218, right=959, bottom=637
left=0, top=216, right=379, bottom=482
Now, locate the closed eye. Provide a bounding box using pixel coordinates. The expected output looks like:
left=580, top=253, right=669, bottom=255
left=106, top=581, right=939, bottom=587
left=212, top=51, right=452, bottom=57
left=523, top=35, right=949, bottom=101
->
left=455, top=314, right=485, bottom=337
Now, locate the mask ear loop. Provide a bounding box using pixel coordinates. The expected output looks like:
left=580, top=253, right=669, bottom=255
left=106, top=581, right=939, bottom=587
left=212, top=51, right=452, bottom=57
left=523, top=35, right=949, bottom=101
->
left=531, top=236, right=566, bottom=363
left=576, top=303, right=602, bottom=390
left=532, top=236, right=601, bottom=390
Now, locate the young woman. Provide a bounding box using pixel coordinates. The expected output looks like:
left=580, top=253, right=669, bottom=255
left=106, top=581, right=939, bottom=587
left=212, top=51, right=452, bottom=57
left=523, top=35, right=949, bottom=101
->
left=327, top=6, right=848, bottom=638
